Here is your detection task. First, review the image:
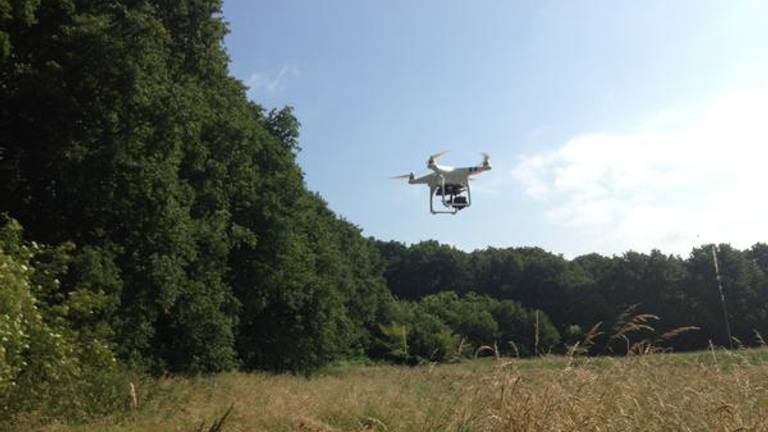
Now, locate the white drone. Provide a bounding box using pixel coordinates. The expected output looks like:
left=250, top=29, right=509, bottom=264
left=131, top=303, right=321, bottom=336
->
left=392, top=151, right=492, bottom=214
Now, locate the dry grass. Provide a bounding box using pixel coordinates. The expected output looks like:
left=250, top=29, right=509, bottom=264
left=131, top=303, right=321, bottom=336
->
left=24, top=349, right=768, bottom=432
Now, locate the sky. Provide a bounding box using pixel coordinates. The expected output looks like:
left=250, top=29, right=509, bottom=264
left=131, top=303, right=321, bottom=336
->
left=221, top=0, right=768, bottom=258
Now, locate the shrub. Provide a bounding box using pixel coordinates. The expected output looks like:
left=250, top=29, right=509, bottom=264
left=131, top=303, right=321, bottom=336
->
left=0, top=217, right=127, bottom=423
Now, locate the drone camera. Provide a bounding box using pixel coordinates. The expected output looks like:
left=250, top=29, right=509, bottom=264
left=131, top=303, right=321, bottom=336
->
left=448, top=195, right=468, bottom=209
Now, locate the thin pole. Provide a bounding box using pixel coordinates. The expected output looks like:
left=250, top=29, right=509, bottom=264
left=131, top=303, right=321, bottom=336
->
left=534, top=309, right=540, bottom=356
left=711, top=245, right=733, bottom=349
left=402, top=325, right=408, bottom=357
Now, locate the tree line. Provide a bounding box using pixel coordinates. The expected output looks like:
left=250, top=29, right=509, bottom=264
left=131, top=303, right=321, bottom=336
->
left=375, top=240, right=768, bottom=352
left=1, top=0, right=767, bottom=423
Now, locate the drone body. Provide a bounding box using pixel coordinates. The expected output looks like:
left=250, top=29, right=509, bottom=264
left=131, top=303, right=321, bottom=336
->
left=393, top=151, right=492, bottom=214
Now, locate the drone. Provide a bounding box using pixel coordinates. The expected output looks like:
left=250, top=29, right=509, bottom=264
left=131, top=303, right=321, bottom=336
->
left=392, top=151, right=492, bottom=215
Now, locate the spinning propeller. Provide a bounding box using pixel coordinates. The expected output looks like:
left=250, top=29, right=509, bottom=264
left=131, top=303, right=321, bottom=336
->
left=480, top=152, right=491, bottom=168
left=427, top=150, right=449, bottom=166
left=390, top=173, right=415, bottom=181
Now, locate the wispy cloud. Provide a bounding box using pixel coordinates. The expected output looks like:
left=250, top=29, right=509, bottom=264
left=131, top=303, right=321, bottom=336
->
left=511, top=87, right=768, bottom=256
left=246, top=66, right=301, bottom=97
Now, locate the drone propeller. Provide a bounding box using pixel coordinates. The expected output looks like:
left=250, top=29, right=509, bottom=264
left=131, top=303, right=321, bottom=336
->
left=427, top=150, right=449, bottom=166
left=390, top=172, right=415, bottom=180
left=480, top=152, right=491, bottom=168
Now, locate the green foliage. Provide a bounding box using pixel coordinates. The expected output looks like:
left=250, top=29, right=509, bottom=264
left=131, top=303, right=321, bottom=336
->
left=230, top=112, right=393, bottom=372
left=0, top=0, right=238, bottom=372
left=373, top=301, right=457, bottom=364
left=370, top=292, right=559, bottom=363
left=0, top=0, right=40, bottom=60
left=0, top=0, right=397, bottom=379
left=375, top=240, right=768, bottom=354
left=493, top=301, right=559, bottom=356
left=418, top=292, right=559, bottom=357
left=420, top=292, right=499, bottom=349
left=377, top=240, right=471, bottom=299
left=0, top=217, right=125, bottom=422
left=0, top=218, right=34, bottom=399
left=376, top=323, right=409, bottom=361
left=404, top=308, right=457, bottom=363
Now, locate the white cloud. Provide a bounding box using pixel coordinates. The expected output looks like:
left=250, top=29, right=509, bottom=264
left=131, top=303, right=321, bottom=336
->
left=246, top=66, right=300, bottom=97
left=512, top=87, right=768, bottom=256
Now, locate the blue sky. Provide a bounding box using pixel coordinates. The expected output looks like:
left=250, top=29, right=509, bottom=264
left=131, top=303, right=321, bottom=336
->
left=222, top=0, right=768, bottom=257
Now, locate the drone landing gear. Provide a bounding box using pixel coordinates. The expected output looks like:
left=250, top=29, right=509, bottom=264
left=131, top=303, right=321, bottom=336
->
left=430, top=177, right=471, bottom=215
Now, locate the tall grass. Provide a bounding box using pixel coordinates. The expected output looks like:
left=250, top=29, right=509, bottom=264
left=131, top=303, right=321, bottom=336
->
left=23, top=347, right=768, bottom=432
left=18, top=310, right=768, bottom=431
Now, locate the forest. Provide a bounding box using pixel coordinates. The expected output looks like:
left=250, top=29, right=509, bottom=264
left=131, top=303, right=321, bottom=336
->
left=1, top=0, right=767, bottom=424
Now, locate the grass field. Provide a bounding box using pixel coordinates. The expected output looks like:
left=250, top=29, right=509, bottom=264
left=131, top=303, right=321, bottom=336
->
left=23, top=348, right=768, bottom=432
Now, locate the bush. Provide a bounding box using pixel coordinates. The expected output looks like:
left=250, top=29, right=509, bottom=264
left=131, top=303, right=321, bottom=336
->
left=421, top=292, right=500, bottom=350
left=0, top=217, right=127, bottom=423
left=374, top=301, right=458, bottom=364
left=405, top=310, right=458, bottom=363
left=493, top=301, right=560, bottom=356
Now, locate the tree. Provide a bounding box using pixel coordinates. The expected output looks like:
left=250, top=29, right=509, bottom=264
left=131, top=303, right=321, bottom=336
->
left=684, top=245, right=766, bottom=348
left=375, top=240, right=471, bottom=299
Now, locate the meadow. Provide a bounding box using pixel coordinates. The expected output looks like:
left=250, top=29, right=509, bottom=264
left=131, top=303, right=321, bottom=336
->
left=24, top=348, right=768, bottom=432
